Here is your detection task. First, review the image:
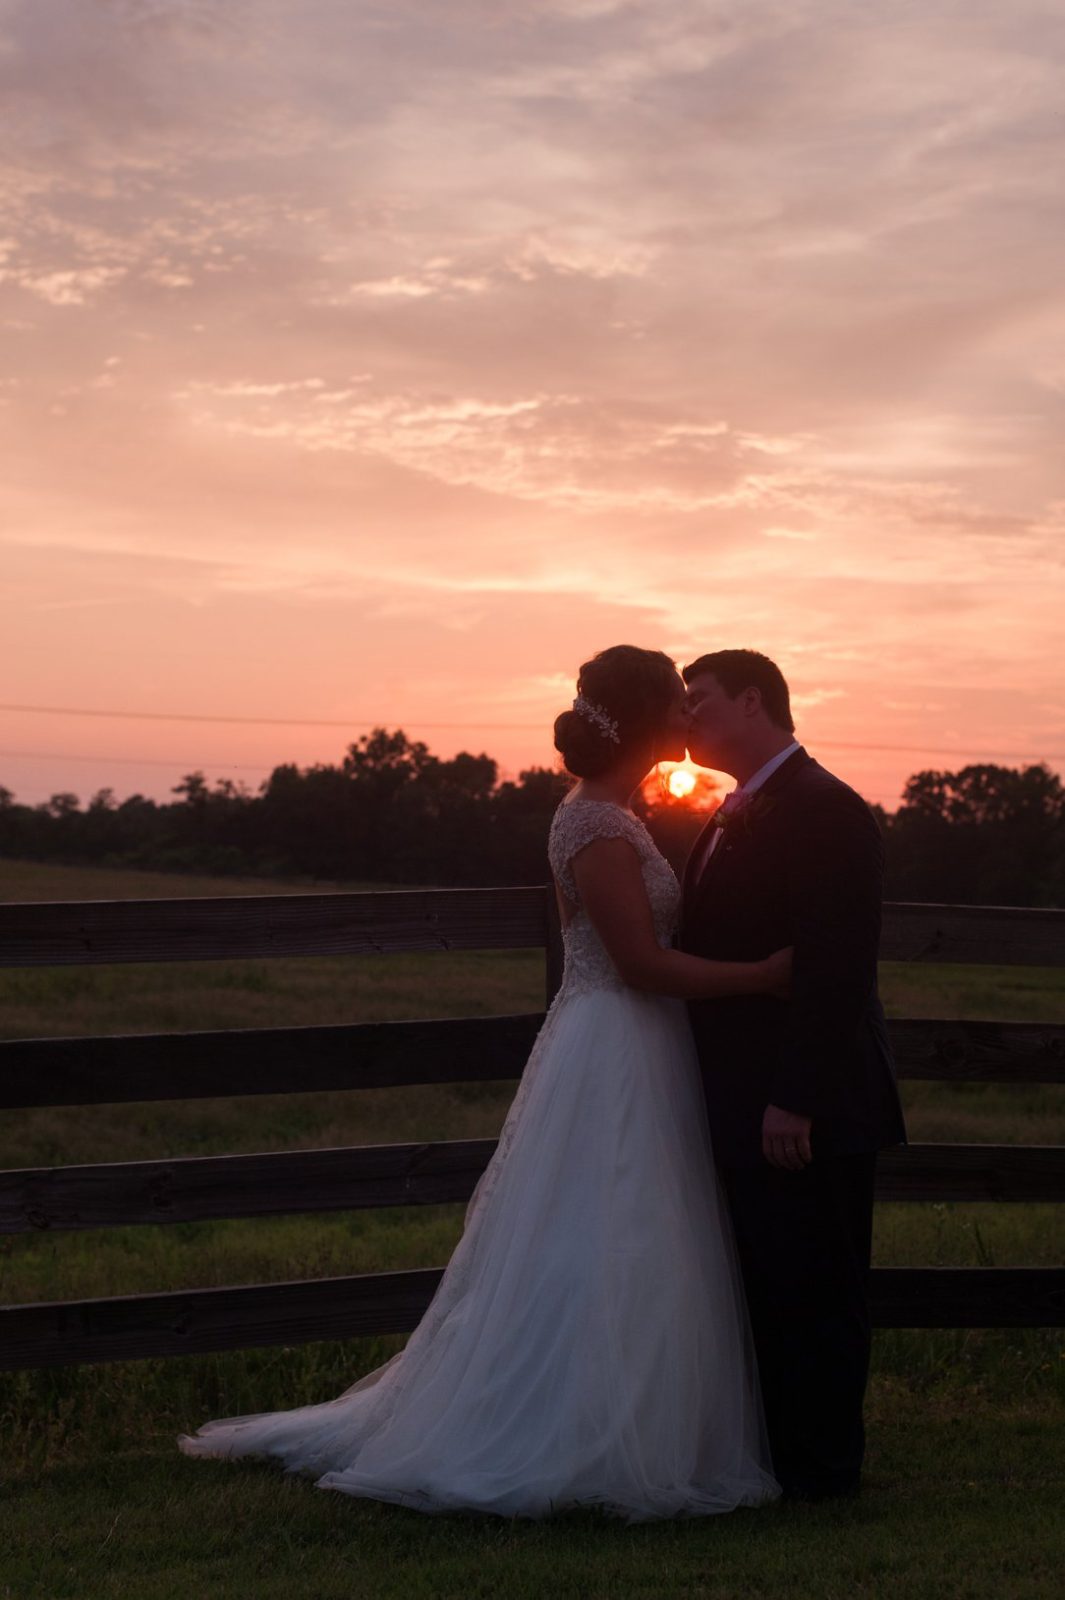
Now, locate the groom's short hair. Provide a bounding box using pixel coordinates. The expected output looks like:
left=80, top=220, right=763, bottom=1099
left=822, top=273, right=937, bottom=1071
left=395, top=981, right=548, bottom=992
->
left=682, top=649, right=795, bottom=733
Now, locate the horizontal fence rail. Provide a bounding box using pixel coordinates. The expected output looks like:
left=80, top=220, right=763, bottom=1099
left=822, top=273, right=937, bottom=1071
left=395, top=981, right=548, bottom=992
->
left=0, top=1017, right=545, bottom=1110
left=866, top=1268, right=1065, bottom=1329
left=877, top=902, right=1065, bottom=967
left=886, top=1019, right=1065, bottom=1084
left=2, top=1142, right=1064, bottom=1236
left=4, top=1266, right=1064, bottom=1371
left=0, top=1270, right=449, bottom=1370
left=0, top=1016, right=1063, bottom=1112
left=0, top=882, right=1061, bottom=1369
left=0, top=891, right=1063, bottom=969
left=0, top=886, right=549, bottom=968
left=0, top=1139, right=500, bottom=1232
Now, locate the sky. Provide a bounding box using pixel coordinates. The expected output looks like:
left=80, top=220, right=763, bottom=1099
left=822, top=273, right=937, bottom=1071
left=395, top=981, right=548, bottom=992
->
left=2, top=0, right=1064, bottom=813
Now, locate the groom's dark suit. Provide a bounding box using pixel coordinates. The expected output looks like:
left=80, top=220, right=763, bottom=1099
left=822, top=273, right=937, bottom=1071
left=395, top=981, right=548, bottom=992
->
left=680, top=747, right=906, bottom=1497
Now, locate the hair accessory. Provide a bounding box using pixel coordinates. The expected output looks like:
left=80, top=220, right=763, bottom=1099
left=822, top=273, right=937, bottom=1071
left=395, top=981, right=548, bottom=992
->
left=572, top=695, right=621, bottom=743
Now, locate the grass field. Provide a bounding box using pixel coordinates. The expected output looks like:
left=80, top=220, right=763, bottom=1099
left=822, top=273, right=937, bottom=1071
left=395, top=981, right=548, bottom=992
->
left=1, top=856, right=1063, bottom=1598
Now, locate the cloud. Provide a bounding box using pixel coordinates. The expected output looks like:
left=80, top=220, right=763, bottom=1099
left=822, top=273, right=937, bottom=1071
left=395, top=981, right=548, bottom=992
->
left=18, top=266, right=127, bottom=305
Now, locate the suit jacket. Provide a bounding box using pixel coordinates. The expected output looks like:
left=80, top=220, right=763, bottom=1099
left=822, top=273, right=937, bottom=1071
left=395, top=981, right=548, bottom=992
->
left=679, top=748, right=906, bottom=1168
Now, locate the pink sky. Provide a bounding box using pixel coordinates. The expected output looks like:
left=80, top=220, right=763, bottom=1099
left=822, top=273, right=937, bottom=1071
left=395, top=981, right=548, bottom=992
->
left=2, top=0, right=1064, bottom=813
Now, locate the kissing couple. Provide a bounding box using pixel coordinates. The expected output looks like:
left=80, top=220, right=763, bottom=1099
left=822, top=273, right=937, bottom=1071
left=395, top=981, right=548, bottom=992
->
left=180, top=646, right=906, bottom=1519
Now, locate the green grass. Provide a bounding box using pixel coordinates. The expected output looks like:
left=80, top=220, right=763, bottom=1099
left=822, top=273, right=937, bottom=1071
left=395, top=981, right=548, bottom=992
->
left=1, top=857, right=1063, bottom=1597
left=3, top=1389, right=1063, bottom=1600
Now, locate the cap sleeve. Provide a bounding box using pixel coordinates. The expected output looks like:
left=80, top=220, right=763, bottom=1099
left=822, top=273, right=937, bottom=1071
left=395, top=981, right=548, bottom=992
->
left=548, top=801, right=644, bottom=906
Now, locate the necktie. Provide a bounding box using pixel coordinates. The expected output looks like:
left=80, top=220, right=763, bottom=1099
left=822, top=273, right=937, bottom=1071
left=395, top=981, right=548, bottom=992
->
left=693, top=788, right=745, bottom=884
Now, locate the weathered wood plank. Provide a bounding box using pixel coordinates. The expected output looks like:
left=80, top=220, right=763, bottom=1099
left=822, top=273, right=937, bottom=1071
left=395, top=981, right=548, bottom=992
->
left=0, top=1016, right=543, bottom=1110
left=0, top=890, right=1061, bottom=970
left=0, top=1140, right=499, bottom=1232
left=0, top=886, right=548, bottom=967
left=879, top=902, right=1065, bottom=966
left=2, top=1011, right=1055, bottom=1113
left=3, top=1265, right=1062, bottom=1370
left=868, top=1268, right=1065, bottom=1328
left=1, top=1015, right=1061, bottom=1112
left=874, top=1145, right=1065, bottom=1202
left=888, top=1019, right=1065, bottom=1084
left=0, top=1269, right=446, bottom=1369
left=4, top=1142, right=1063, bottom=1235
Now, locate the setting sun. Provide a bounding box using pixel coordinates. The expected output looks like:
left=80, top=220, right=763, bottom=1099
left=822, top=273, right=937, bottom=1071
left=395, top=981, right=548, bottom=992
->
left=667, top=769, right=697, bottom=800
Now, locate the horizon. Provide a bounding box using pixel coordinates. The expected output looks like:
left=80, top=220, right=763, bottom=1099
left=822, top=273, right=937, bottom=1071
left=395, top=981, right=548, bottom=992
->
left=1, top=699, right=1061, bottom=816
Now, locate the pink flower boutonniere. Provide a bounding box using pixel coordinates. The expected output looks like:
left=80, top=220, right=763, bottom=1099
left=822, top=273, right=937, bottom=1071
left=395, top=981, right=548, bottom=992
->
left=710, top=789, right=777, bottom=839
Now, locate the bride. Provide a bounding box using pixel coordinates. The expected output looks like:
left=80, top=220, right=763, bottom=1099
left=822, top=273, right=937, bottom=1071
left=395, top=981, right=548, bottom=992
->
left=178, top=645, right=785, bottom=1519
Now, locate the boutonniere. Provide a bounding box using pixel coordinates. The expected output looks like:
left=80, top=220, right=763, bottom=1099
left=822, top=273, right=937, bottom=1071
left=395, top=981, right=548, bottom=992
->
left=710, top=790, right=777, bottom=838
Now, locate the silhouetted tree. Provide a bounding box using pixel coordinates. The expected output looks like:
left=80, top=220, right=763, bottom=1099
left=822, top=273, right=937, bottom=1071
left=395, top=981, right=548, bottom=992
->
left=44, top=792, right=80, bottom=818
left=2, top=745, right=1061, bottom=907
left=884, top=763, right=1065, bottom=906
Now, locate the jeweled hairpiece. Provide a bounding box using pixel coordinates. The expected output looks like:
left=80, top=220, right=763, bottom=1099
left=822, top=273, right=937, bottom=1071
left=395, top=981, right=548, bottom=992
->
left=572, top=695, right=621, bottom=743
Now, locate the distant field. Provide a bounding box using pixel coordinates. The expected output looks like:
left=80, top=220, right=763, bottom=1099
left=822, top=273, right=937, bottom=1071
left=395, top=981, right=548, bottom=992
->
left=1, top=856, right=1062, bottom=1599
left=0, top=855, right=403, bottom=901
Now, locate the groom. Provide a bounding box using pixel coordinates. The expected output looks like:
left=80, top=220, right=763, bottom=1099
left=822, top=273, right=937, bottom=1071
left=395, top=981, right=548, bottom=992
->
left=679, top=649, right=906, bottom=1501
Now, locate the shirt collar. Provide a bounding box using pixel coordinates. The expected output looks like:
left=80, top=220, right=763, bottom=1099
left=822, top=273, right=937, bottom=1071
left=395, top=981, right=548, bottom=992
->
left=735, top=739, right=802, bottom=800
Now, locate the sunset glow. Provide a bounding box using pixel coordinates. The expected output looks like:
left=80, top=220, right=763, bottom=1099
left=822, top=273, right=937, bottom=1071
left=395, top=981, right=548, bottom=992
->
left=2, top=3, right=1063, bottom=813
left=667, top=769, right=698, bottom=802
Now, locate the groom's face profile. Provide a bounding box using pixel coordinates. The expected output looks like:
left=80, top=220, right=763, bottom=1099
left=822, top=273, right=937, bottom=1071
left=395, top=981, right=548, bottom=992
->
left=683, top=673, right=758, bottom=775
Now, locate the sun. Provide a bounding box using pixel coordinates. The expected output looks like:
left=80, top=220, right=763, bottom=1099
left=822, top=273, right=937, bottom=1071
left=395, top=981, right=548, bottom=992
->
left=667, top=768, right=697, bottom=799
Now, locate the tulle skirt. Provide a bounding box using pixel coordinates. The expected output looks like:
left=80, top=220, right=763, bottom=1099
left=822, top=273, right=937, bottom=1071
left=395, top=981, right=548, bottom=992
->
left=178, top=984, right=780, bottom=1519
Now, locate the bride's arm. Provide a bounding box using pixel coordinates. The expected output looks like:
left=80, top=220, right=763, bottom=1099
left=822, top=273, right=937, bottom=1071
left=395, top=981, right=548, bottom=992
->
left=570, top=837, right=789, bottom=1000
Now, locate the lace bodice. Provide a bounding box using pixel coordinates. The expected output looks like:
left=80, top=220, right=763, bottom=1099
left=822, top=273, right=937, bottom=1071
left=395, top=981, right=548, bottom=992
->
left=548, top=798, right=680, bottom=996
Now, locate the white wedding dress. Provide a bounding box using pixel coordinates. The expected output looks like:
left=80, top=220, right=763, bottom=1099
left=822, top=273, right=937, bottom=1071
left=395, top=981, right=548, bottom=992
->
left=178, top=798, right=780, bottom=1519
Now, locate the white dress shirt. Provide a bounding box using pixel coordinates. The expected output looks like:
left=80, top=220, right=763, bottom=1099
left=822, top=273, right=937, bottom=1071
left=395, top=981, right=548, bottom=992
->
left=692, top=740, right=802, bottom=884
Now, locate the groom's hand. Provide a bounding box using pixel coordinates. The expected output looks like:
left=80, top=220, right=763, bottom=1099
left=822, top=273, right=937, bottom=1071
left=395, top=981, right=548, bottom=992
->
left=762, top=1104, right=813, bottom=1170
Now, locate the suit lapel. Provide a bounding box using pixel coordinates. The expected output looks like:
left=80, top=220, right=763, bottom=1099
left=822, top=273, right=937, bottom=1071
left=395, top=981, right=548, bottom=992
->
left=683, top=747, right=813, bottom=910
left=682, top=813, right=717, bottom=898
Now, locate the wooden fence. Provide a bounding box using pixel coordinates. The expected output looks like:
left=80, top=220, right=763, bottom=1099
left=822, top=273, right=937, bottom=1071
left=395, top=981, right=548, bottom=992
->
left=0, top=889, right=1063, bottom=1369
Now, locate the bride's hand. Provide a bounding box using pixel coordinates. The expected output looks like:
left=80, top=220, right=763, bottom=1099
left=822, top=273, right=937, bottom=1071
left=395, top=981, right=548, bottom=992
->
left=763, top=946, right=793, bottom=999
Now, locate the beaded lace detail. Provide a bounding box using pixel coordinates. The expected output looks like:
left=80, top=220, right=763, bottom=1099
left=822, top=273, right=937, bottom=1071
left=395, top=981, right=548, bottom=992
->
left=548, top=798, right=680, bottom=996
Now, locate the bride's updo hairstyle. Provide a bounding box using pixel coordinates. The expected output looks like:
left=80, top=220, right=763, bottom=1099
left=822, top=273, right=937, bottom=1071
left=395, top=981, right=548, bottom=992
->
left=553, top=645, right=678, bottom=779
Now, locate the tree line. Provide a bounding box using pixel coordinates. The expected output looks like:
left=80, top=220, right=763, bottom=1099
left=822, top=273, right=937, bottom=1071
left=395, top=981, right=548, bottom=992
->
left=1, top=729, right=1062, bottom=908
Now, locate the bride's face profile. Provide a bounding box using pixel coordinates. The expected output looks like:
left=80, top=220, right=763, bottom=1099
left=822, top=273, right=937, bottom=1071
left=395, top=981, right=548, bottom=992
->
left=654, top=674, right=690, bottom=765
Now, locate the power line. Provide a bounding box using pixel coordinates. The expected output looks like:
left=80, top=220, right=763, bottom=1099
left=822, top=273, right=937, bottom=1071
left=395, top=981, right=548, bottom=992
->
left=810, top=738, right=1065, bottom=763
left=0, top=702, right=1061, bottom=765
left=0, top=702, right=540, bottom=731
left=0, top=748, right=269, bottom=772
